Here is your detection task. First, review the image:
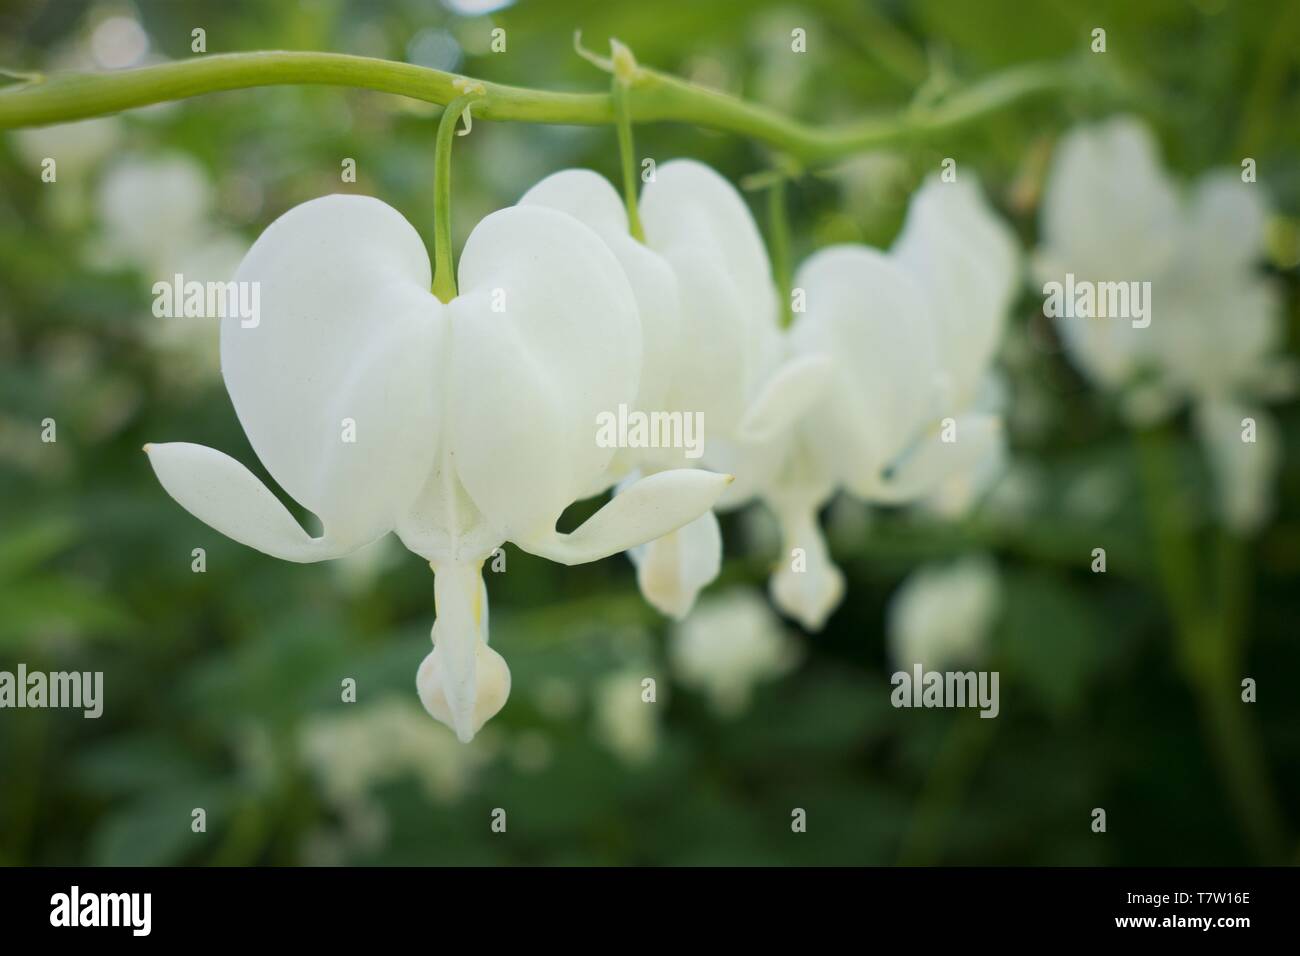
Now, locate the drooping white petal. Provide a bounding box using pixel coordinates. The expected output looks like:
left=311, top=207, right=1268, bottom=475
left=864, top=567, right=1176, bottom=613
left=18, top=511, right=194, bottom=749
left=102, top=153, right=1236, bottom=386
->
left=522, top=469, right=733, bottom=565
left=223, top=195, right=444, bottom=547
left=627, top=509, right=722, bottom=619
left=416, top=562, right=510, bottom=742
left=144, top=442, right=350, bottom=562
left=519, top=169, right=682, bottom=412
left=447, top=204, right=640, bottom=544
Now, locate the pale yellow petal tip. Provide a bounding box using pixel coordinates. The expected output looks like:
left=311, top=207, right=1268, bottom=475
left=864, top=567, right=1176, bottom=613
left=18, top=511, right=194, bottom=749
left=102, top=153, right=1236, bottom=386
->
left=142, top=443, right=154, bottom=454
left=724, top=474, right=736, bottom=484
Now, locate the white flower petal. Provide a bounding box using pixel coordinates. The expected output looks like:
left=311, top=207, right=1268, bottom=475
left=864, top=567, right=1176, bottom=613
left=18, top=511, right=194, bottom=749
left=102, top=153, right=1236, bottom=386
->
left=144, top=442, right=350, bottom=562
left=522, top=469, right=733, bottom=565
left=892, top=174, right=1019, bottom=405
left=448, top=204, right=640, bottom=543
left=223, top=194, right=444, bottom=546
left=641, top=160, right=780, bottom=430
left=628, top=509, right=722, bottom=619
left=520, top=169, right=681, bottom=413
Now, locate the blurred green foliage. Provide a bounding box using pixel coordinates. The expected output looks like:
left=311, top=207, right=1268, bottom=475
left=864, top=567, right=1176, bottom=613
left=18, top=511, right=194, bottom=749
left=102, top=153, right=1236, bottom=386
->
left=0, top=0, right=1297, bottom=866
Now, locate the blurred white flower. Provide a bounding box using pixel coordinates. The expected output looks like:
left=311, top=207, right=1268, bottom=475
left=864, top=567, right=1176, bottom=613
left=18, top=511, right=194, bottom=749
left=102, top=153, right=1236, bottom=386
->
left=888, top=555, right=1002, bottom=672
left=299, top=696, right=493, bottom=808
left=709, top=175, right=1018, bottom=630
left=592, top=668, right=661, bottom=765
left=88, top=153, right=248, bottom=383
left=92, top=154, right=235, bottom=274
left=671, top=590, right=801, bottom=717
left=1035, top=115, right=1292, bottom=532
left=10, top=116, right=122, bottom=180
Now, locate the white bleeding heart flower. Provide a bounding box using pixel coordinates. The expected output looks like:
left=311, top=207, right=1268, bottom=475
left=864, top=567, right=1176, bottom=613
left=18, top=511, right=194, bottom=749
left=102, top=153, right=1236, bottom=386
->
left=887, top=554, right=1001, bottom=672
left=708, top=176, right=1018, bottom=630
left=670, top=589, right=801, bottom=717
left=1036, top=115, right=1291, bottom=531
left=520, top=161, right=829, bottom=620
left=145, top=193, right=732, bottom=742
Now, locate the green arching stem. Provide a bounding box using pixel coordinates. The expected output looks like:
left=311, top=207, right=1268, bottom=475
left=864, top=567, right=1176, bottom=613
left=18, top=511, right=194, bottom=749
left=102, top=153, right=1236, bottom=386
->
left=611, top=77, right=645, bottom=242
left=767, top=177, right=793, bottom=328
left=0, top=51, right=1115, bottom=165
left=431, top=94, right=478, bottom=304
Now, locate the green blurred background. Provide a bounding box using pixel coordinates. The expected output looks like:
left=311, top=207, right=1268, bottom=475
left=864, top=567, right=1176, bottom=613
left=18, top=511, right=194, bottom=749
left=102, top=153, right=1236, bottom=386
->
left=0, top=0, right=1297, bottom=866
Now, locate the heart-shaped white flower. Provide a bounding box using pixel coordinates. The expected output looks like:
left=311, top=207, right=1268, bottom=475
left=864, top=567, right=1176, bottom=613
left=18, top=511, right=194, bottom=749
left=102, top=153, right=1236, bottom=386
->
left=707, top=175, right=1018, bottom=630
left=145, top=193, right=731, bottom=741
left=1036, top=115, right=1292, bottom=530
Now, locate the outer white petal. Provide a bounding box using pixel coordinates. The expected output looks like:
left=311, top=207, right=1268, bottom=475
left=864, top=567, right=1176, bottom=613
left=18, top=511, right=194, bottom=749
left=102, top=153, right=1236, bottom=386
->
left=654, top=248, right=753, bottom=431
left=520, top=169, right=681, bottom=412
left=789, top=245, right=941, bottom=497
left=223, top=195, right=443, bottom=547
left=892, top=174, right=1019, bottom=405
left=641, top=160, right=781, bottom=430
left=627, top=509, right=722, bottom=619
left=640, top=159, right=777, bottom=337
left=144, top=442, right=350, bottom=562
left=448, top=205, right=640, bottom=544
left=521, top=469, right=733, bottom=565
